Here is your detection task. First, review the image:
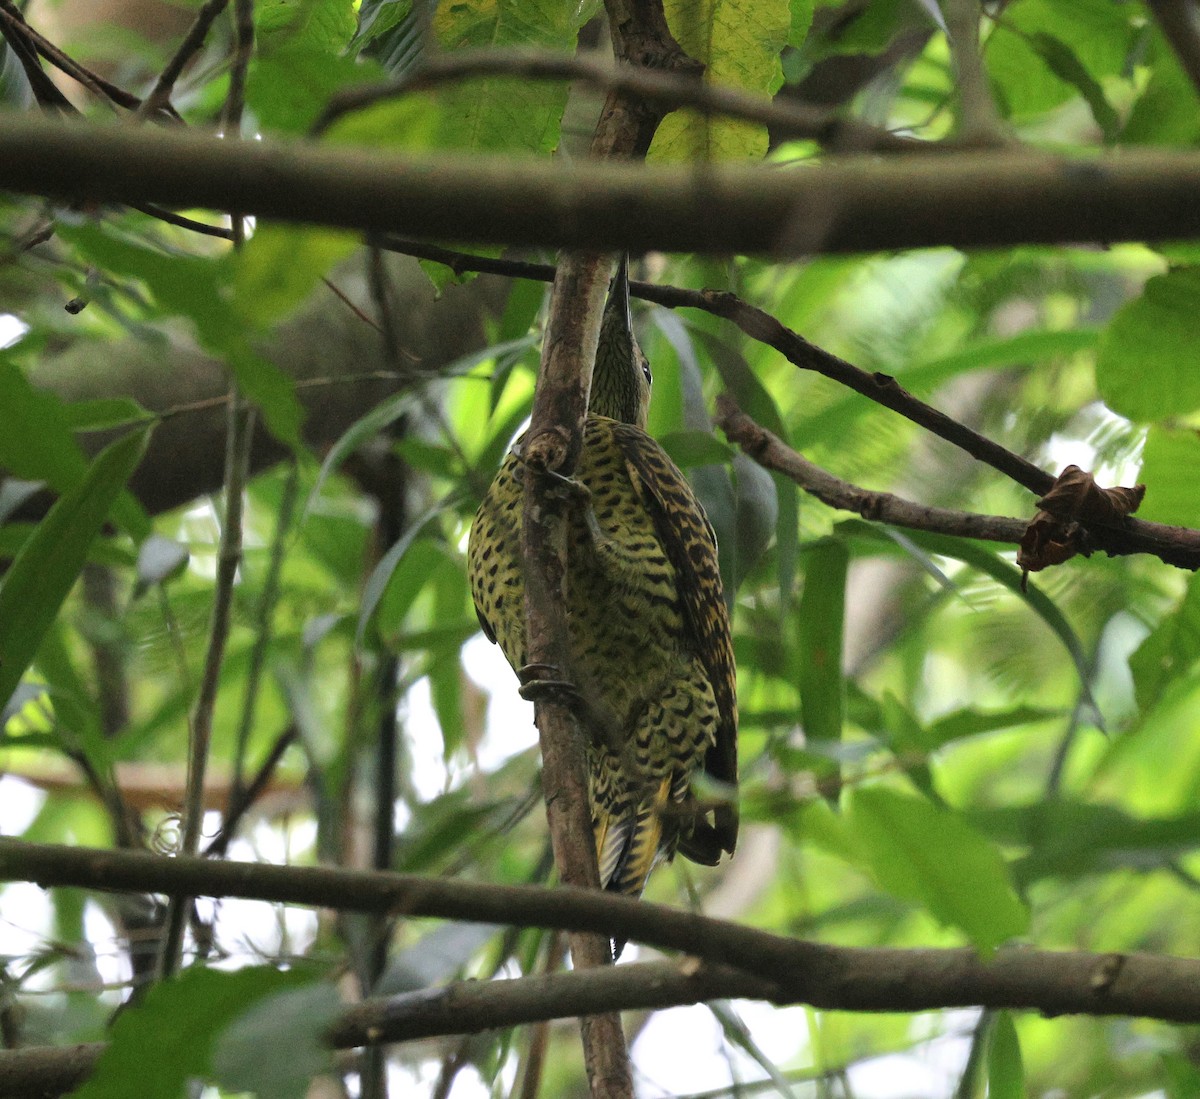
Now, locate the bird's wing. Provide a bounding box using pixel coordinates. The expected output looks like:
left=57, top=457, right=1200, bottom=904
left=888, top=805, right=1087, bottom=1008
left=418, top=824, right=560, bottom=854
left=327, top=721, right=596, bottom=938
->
left=611, top=422, right=738, bottom=858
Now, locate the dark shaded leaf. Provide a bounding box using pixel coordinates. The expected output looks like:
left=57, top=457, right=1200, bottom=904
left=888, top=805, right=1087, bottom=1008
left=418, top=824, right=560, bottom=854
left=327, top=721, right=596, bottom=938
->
left=0, top=430, right=147, bottom=714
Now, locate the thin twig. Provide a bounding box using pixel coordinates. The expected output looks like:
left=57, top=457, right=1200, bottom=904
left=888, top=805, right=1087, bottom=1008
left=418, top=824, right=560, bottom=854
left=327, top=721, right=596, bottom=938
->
left=0, top=0, right=134, bottom=111
left=313, top=46, right=921, bottom=153
left=715, top=395, right=1029, bottom=544
left=371, top=241, right=1200, bottom=570
left=230, top=463, right=299, bottom=804
left=158, top=396, right=255, bottom=978
left=138, top=0, right=232, bottom=119
left=205, top=724, right=300, bottom=858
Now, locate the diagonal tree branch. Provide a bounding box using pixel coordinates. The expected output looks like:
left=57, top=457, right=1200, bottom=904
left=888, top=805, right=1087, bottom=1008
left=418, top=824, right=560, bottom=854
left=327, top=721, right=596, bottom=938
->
left=715, top=395, right=1029, bottom=544
left=372, top=242, right=1200, bottom=571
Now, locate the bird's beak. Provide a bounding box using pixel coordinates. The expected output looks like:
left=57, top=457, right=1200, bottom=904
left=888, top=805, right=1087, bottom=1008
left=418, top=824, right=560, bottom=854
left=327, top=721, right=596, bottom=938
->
left=613, top=254, right=633, bottom=341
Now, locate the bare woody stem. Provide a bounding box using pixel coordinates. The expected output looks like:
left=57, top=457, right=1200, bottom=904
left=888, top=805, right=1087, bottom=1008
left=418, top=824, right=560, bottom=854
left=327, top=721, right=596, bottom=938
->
left=3, top=840, right=1200, bottom=1028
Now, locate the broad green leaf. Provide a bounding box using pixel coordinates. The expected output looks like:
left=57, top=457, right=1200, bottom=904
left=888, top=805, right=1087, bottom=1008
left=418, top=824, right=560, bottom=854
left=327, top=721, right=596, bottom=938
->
left=0, top=360, right=148, bottom=540
left=926, top=704, right=1062, bottom=749
left=1025, top=32, right=1118, bottom=141
left=430, top=0, right=578, bottom=154
left=211, top=983, right=342, bottom=1099
left=796, top=538, right=847, bottom=749
left=984, top=0, right=1132, bottom=122
left=1097, top=269, right=1200, bottom=422
left=75, top=966, right=319, bottom=1099
left=232, top=225, right=359, bottom=326
left=845, top=786, right=1029, bottom=951
left=1129, top=571, right=1200, bottom=712
left=61, top=396, right=152, bottom=432
left=1137, top=426, right=1200, bottom=528
left=1123, top=30, right=1200, bottom=147
left=652, top=0, right=789, bottom=161
left=353, top=0, right=412, bottom=48
left=971, top=800, right=1200, bottom=885
left=987, top=1013, right=1025, bottom=1099
left=731, top=454, right=778, bottom=596
left=249, top=0, right=366, bottom=132
left=357, top=505, right=446, bottom=644
left=0, top=429, right=147, bottom=715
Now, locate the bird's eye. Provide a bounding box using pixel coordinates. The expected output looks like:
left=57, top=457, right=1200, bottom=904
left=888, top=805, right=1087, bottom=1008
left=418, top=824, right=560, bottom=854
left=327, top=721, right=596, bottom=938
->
left=641, top=362, right=652, bottom=384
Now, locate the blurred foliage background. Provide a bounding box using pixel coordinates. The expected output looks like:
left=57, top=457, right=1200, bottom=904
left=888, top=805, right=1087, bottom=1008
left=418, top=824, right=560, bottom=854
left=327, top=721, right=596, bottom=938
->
left=3, top=0, right=1200, bottom=1096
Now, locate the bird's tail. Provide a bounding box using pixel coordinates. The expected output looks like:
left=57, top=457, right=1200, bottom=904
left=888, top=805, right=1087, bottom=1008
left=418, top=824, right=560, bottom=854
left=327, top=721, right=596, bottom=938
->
left=593, top=775, right=676, bottom=958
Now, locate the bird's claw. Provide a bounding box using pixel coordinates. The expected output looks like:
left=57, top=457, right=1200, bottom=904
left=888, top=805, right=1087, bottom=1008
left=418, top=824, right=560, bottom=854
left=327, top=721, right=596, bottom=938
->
left=518, top=663, right=584, bottom=706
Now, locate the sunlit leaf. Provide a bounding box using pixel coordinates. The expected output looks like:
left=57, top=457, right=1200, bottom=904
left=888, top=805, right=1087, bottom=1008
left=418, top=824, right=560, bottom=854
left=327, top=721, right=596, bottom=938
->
left=846, top=785, right=1029, bottom=951
left=1097, top=269, right=1200, bottom=422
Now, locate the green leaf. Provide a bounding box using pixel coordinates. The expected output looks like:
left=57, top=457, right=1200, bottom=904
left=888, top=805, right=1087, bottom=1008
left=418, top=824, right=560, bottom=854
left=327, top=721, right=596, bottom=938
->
left=428, top=0, right=579, bottom=154
left=845, top=786, right=1029, bottom=951
left=211, top=983, right=342, bottom=1099
left=987, top=1013, right=1025, bottom=1099
left=984, top=0, right=1132, bottom=122
left=1129, top=572, right=1200, bottom=712
left=1137, top=426, right=1200, bottom=528
left=796, top=538, right=847, bottom=749
left=971, top=801, right=1200, bottom=885
left=357, top=505, right=446, bottom=645
left=659, top=430, right=736, bottom=468
left=0, top=429, right=147, bottom=715
left=1122, top=30, right=1200, bottom=147
left=0, top=360, right=148, bottom=540
left=1097, top=269, right=1200, bottom=422
left=61, top=224, right=305, bottom=449
left=75, top=965, right=320, bottom=1099
left=652, top=0, right=789, bottom=161
left=232, top=225, right=360, bottom=326
left=249, top=0, right=367, bottom=132
left=61, top=396, right=153, bottom=432
left=1025, top=32, right=1118, bottom=141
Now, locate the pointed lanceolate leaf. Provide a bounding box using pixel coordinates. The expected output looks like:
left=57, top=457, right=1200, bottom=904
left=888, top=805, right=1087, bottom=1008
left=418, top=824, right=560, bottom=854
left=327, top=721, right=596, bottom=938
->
left=797, top=538, right=848, bottom=748
left=987, top=1012, right=1026, bottom=1099
left=0, top=429, right=148, bottom=715
left=845, top=786, right=1029, bottom=952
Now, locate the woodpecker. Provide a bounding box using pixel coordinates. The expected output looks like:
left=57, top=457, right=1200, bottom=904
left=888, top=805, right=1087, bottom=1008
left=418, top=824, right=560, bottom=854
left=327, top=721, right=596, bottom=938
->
left=468, top=258, right=737, bottom=928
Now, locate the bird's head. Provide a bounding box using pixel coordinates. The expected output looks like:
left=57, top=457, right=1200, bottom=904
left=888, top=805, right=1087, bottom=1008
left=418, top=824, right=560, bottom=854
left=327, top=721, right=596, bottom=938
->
left=591, top=255, right=652, bottom=428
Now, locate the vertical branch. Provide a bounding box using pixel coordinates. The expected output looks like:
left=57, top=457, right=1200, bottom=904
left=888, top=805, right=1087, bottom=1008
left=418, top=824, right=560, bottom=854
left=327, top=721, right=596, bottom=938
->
left=520, top=251, right=631, bottom=1098
left=158, top=0, right=255, bottom=980
left=516, top=4, right=700, bottom=1096
left=944, top=0, right=1007, bottom=146
left=229, top=462, right=299, bottom=806
left=159, top=392, right=253, bottom=977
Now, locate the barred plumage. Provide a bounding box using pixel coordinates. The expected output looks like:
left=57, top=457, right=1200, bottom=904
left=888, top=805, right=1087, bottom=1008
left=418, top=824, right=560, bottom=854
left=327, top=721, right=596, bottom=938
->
left=468, top=259, right=737, bottom=928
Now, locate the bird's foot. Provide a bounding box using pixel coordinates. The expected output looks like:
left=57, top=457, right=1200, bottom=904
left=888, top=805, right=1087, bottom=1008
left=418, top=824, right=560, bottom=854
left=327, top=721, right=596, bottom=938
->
left=518, top=662, right=585, bottom=707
